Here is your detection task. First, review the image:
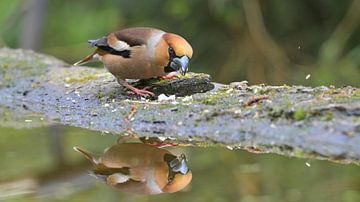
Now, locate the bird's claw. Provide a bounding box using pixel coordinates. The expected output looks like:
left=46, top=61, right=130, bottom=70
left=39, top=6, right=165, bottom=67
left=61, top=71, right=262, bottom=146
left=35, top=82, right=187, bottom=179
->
left=139, top=137, right=179, bottom=148
left=127, top=87, right=155, bottom=97
left=161, top=72, right=179, bottom=79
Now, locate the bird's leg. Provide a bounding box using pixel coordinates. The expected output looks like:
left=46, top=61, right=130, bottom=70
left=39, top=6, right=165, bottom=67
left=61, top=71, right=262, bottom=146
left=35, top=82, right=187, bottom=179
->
left=139, top=137, right=179, bottom=148
left=126, top=85, right=155, bottom=97
left=117, top=78, right=155, bottom=97
left=161, top=72, right=179, bottom=79
left=117, top=130, right=139, bottom=144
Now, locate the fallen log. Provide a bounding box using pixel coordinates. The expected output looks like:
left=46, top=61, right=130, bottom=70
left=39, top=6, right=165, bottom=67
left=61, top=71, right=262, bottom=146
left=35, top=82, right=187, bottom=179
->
left=0, top=48, right=359, bottom=164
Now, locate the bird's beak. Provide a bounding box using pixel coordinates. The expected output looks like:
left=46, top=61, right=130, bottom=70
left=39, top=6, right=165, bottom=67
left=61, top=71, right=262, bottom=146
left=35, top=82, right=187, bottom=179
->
left=170, top=56, right=189, bottom=76
left=169, top=154, right=189, bottom=174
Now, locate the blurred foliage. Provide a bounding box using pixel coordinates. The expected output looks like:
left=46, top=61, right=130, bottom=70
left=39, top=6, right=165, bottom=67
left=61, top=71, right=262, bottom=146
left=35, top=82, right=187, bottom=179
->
left=0, top=0, right=359, bottom=85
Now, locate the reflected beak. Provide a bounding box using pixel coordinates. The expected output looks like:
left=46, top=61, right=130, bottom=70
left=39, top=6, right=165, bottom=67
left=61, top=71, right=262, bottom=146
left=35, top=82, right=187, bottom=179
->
left=170, top=56, right=189, bottom=76
left=169, top=154, right=189, bottom=174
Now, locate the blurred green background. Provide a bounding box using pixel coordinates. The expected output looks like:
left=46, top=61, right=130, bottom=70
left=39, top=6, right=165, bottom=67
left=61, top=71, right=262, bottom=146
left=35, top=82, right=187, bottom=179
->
left=0, top=0, right=359, bottom=86
left=1, top=0, right=360, bottom=201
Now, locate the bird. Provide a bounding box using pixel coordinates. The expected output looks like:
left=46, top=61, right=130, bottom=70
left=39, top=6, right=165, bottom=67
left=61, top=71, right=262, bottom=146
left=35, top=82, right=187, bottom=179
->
left=74, top=27, right=193, bottom=97
left=73, top=143, right=192, bottom=194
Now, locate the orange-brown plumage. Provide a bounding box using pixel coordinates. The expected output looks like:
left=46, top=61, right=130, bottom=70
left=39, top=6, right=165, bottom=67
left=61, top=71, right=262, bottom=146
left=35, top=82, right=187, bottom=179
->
left=163, top=33, right=193, bottom=59
left=74, top=143, right=192, bottom=195
left=74, top=27, right=193, bottom=97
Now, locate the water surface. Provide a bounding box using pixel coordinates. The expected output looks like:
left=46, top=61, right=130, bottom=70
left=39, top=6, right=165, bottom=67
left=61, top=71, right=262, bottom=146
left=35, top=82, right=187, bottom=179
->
left=0, top=126, right=360, bottom=202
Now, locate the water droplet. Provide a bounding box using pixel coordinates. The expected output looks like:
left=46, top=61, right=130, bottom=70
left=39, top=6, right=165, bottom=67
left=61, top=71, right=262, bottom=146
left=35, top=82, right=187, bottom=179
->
left=203, top=109, right=210, bottom=113
left=234, top=109, right=242, bottom=114
left=226, top=146, right=234, bottom=150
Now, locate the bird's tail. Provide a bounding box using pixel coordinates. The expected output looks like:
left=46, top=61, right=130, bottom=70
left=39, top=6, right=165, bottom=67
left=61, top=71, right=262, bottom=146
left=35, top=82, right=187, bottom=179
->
left=88, top=39, right=98, bottom=47
left=73, top=146, right=98, bottom=165
left=73, top=51, right=97, bottom=66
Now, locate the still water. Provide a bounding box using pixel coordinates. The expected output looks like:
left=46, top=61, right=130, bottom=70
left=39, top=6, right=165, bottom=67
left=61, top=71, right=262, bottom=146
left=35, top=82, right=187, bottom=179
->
left=0, top=126, right=360, bottom=202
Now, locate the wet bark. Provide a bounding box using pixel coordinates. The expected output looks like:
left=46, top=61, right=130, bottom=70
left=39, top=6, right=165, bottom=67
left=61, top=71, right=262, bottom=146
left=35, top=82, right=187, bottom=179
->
left=0, top=48, right=360, bottom=164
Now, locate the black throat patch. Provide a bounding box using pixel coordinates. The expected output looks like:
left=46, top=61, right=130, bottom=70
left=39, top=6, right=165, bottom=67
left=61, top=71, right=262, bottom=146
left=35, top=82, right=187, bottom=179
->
left=164, top=65, right=174, bottom=73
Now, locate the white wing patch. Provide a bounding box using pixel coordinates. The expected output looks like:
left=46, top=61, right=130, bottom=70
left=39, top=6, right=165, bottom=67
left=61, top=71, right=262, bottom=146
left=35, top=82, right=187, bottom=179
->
left=111, top=40, right=130, bottom=51
left=107, top=173, right=130, bottom=186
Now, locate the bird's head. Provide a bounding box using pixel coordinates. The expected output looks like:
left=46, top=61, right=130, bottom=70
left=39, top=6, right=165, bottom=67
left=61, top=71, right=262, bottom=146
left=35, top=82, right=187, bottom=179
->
left=161, top=153, right=192, bottom=193
left=162, top=33, right=193, bottom=75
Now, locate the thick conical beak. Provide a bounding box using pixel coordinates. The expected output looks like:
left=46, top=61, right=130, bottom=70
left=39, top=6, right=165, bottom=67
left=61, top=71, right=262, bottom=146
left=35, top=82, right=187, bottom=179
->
left=170, top=56, right=189, bottom=76
left=169, top=154, right=189, bottom=174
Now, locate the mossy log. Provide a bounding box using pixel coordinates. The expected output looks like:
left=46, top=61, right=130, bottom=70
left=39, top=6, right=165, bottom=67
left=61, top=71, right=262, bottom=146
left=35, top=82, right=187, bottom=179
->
left=1, top=48, right=360, bottom=164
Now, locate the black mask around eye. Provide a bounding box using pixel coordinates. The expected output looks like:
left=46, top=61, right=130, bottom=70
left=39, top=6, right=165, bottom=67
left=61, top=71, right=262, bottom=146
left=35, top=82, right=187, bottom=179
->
left=164, top=153, right=189, bottom=182
left=167, top=47, right=189, bottom=76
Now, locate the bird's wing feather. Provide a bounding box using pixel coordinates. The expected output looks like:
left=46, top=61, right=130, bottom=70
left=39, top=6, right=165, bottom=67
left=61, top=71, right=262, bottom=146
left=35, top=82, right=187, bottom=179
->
left=87, top=27, right=160, bottom=57
left=87, top=34, right=131, bottom=58
left=128, top=167, right=147, bottom=182
left=107, top=173, right=131, bottom=186
left=113, top=29, right=148, bottom=47
left=89, top=28, right=150, bottom=50
left=107, top=33, right=132, bottom=51
left=92, top=164, right=147, bottom=183
left=105, top=167, right=148, bottom=186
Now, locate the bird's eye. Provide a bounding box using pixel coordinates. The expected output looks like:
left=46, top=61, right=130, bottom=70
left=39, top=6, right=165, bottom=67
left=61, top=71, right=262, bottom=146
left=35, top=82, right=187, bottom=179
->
left=168, top=173, right=175, bottom=182
left=168, top=47, right=175, bottom=56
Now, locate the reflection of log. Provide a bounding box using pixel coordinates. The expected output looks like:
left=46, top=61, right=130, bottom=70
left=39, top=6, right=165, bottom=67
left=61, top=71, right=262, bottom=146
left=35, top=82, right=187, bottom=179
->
left=1, top=48, right=360, bottom=164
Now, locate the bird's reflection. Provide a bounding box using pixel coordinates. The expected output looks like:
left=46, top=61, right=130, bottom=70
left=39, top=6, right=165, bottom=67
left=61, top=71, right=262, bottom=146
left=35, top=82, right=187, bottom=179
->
left=73, top=137, right=192, bottom=195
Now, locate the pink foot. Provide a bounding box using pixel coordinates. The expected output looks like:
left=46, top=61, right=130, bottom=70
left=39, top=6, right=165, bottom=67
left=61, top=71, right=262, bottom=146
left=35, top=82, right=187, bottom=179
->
left=127, top=86, right=155, bottom=97
left=161, top=72, right=179, bottom=79
left=139, top=137, right=178, bottom=148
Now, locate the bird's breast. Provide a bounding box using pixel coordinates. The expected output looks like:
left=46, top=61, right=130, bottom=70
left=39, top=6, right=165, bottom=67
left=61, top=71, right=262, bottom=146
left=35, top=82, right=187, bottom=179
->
left=102, top=46, right=166, bottom=79
left=143, top=167, right=164, bottom=194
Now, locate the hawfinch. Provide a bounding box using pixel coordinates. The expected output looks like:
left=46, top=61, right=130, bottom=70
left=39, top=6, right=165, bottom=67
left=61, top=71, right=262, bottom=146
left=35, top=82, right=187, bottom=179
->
left=74, top=27, right=193, bottom=97
left=73, top=143, right=192, bottom=194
